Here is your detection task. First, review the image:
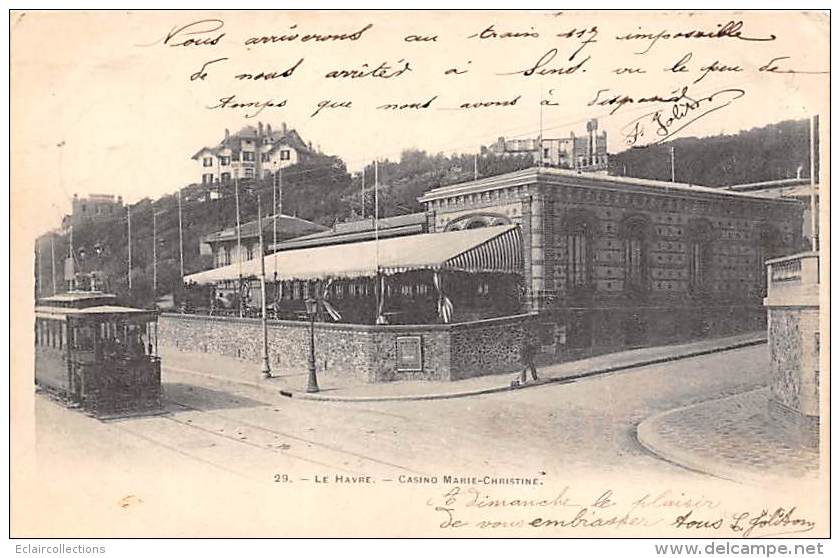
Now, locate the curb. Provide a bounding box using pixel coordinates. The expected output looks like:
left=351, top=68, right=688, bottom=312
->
left=295, top=337, right=767, bottom=403
left=636, top=388, right=772, bottom=486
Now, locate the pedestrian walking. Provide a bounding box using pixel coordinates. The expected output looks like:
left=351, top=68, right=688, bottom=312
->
left=520, top=339, right=540, bottom=384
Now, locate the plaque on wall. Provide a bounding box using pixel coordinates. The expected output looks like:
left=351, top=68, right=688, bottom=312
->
left=395, top=336, right=422, bottom=372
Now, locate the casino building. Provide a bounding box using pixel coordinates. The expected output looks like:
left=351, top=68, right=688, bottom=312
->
left=170, top=166, right=803, bottom=382
left=418, top=167, right=804, bottom=356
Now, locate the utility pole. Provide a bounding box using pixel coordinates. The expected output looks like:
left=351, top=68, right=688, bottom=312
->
left=50, top=234, right=57, bottom=295
left=474, top=153, right=479, bottom=180
left=152, top=210, right=157, bottom=297
left=235, top=171, right=243, bottom=317
left=178, top=189, right=184, bottom=278
left=37, top=239, right=43, bottom=299
left=127, top=207, right=132, bottom=291
left=538, top=89, right=544, bottom=167
left=361, top=167, right=366, bottom=219
left=273, top=166, right=281, bottom=280
left=810, top=114, right=819, bottom=251
left=374, top=160, right=383, bottom=324
left=258, top=192, right=271, bottom=378
left=68, top=224, right=75, bottom=291
left=670, top=146, right=676, bottom=183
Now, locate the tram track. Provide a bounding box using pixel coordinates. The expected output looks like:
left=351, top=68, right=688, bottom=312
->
left=160, top=396, right=426, bottom=476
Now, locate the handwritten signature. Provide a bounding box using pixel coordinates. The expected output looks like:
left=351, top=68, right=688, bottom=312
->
left=612, top=86, right=746, bottom=146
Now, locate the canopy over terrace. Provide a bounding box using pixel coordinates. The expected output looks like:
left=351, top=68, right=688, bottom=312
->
left=183, top=225, right=524, bottom=324
left=184, top=224, right=523, bottom=284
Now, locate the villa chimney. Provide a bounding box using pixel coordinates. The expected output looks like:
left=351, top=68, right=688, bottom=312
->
left=282, top=122, right=288, bottom=135
left=224, top=128, right=230, bottom=141
left=258, top=121, right=264, bottom=137
left=266, top=124, right=272, bottom=136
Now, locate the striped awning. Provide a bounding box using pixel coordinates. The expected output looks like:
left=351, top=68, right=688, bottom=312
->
left=184, top=224, right=522, bottom=285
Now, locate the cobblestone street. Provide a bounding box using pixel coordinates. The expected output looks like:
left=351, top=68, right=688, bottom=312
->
left=638, top=388, right=819, bottom=485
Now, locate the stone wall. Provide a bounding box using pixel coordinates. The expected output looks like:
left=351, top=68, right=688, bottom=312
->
left=765, top=252, right=820, bottom=448
left=450, top=315, right=531, bottom=380
left=159, top=313, right=536, bottom=383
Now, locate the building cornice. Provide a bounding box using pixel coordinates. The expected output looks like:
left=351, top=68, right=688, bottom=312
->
left=418, top=167, right=803, bottom=207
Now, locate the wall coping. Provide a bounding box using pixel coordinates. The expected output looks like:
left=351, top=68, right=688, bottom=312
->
left=160, top=312, right=538, bottom=333
left=766, top=251, right=819, bottom=265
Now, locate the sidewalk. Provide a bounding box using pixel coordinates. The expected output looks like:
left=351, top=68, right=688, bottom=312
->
left=637, top=388, right=820, bottom=485
left=160, top=331, right=765, bottom=403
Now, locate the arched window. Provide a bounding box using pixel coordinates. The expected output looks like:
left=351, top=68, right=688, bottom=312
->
left=565, top=213, right=595, bottom=291
left=688, top=219, right=713, bottom=295
left=622, top=217, right=649, bottom=293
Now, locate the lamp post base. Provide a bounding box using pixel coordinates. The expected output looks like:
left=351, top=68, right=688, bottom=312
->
left=306, top=366, right=319, bottom=393
left=261, top=357, right=272, bottom=379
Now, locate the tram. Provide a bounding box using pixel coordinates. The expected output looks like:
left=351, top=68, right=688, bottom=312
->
left=34, top=291, right=162, bottom=418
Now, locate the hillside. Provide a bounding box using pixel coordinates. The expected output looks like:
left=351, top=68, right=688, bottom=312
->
left=35, top=150, right=531, bottom=306
left=609, top=118, right=819, bottom=186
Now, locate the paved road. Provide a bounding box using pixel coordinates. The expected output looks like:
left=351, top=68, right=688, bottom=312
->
left=35, top=344, right=769, bottom=484
left=27, top=344, right=774, bottom=536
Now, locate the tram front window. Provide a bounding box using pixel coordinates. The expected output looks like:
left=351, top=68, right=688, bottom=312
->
left=73, top=324, right=96, bottom=352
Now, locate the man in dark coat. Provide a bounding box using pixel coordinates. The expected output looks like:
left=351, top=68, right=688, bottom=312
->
left=520, top=339, right=540, bottom=384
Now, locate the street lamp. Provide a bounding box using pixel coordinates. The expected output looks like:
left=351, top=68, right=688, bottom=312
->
left=257, top=192, right=272, bottom=379
left=304, top=296, right=319, bottom=393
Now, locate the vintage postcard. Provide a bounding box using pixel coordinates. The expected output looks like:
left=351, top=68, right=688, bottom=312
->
left=10, top=9, right=830, bottom=539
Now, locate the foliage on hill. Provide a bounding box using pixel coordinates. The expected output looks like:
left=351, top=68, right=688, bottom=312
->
left=608, top=118, right=819, bottom=186
left=35, top=150, right=531, bottom=306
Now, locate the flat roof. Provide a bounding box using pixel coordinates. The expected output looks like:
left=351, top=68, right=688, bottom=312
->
left=418, top=167, right=803, bottom=205
left=35, top=305, right=157, bottom=319
left=37, top=291, right=117, bottom=303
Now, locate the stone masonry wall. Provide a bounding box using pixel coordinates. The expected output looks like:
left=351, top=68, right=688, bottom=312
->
left=450, top=315, right=533, bottom=380
left=768, top=307, right=820, bottom=417
left=159, top=313, right=534, bottom=383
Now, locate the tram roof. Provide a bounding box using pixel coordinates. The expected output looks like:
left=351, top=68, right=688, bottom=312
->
left=35, top=305, right=158, bottom=320
left=38, top=291, right=118, bottom=302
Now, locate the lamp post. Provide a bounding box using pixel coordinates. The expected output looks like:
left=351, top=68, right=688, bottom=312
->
left=304, top=296, right=319, bottom=393
left=257, top=193, right=271, bottom=379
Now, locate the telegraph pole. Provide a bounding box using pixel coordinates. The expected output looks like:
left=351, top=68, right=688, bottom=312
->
left=69, top=224, right=75, bottom=291
left=37, top=239, right=44, bottom=298
left=670, top=146, right=676, bottom=182
left=258, top=193, right=271, bottom=378
left=374, top=161, right=383, bottom=324
left=235, top=171, right=243, bottom=317
left=178, top=189, right=184, bottom=278
left=810, top=115, right=819, bottom=251
left=361, top=167, right=366, bottom=219
left=152, top=210, right=157, bottom=296
left=127, top=207, right=132, bottom=291
left=50, top=234, right=57, bottom=294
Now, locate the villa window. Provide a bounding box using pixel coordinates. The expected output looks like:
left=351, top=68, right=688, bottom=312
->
left=280, top=150, right=291, bottom=160
left=219, top=156, right=230, bottom=166
left=203, top=157, right=213, bottom=167
left=243, top=151, right=255, bottom=162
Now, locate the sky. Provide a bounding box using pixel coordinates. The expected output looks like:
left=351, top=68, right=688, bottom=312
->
left=11, top=10, right=829, bottom=239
